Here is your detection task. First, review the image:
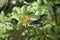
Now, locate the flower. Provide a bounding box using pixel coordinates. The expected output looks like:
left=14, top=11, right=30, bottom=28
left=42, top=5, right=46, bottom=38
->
left=21, top=16, right=30, bottom=24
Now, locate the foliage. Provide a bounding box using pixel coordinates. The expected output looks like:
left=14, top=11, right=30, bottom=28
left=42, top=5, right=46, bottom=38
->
left=0, top=0, right=60, bottom=40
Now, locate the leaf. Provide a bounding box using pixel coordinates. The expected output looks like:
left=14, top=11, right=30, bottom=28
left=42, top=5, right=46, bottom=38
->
left=0, top=0, right=7, bottom=8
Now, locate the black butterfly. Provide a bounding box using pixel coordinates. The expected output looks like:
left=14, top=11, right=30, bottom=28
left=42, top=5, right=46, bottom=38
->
left=30, top=19, right=42, bottom=27
left=30, top=14, right=47, bottom=27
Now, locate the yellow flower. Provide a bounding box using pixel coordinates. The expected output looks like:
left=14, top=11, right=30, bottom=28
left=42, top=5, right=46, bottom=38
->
left=21, top=16, right=30, bottom=24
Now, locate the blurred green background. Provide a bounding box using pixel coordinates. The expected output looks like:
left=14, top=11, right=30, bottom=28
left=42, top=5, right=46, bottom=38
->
left=0, top=0, right=60, bottom=40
